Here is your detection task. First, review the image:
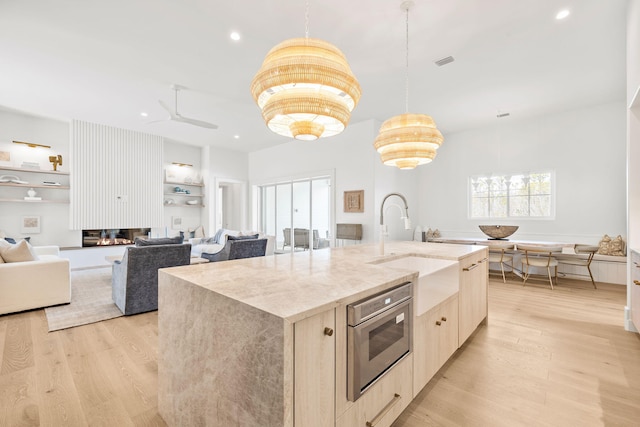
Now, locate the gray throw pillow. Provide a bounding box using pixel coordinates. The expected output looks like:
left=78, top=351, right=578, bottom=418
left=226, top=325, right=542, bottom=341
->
left=228, top=234, right=259, bottom=241
left=135, top=236, right=184, bottom=246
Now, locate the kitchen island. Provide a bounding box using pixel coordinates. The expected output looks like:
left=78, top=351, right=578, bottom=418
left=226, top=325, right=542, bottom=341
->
left=157, top=241, right=487, bottom=427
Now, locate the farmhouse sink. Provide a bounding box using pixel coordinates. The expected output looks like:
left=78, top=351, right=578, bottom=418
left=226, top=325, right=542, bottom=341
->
left=377, top=256, right=459, bottom=316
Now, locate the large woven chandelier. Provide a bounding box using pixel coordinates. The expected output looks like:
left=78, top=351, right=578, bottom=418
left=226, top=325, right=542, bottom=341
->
left=374, top=1, right=444, bottom=169
left=250, top=3, right=361, bottom=141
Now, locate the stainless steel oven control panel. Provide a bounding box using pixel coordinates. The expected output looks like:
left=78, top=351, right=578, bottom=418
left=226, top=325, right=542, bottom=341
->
left=347, top=282, right=412, bottom=326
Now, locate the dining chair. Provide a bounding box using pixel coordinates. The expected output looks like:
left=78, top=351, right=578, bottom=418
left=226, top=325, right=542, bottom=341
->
left=556, top=244, right=599, bottom=289
left=483, top=242, right=515, bottom=283
left=518, top=244, right=563, bottom=289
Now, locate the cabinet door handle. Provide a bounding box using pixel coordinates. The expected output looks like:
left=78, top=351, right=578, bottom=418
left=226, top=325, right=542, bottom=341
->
left=463, top=263, right=479, bottom=271
left=323, top=327, right=334, bottom=336
left=441, top=316, right=447, bottom=322
left=477, top=258, right=488, bottom=264
left=366, top=393, right=401, bottom=427
left=435, top=320, right=442, bottom=326
left=634, top=280, right=640, bottom=286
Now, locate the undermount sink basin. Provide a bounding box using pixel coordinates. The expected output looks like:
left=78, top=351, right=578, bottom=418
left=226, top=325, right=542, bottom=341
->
left=378, top=256, right=459, bottom=316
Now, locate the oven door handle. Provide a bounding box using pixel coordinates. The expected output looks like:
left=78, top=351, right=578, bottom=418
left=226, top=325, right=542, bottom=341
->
left=366, top=393, right=401, bottom=427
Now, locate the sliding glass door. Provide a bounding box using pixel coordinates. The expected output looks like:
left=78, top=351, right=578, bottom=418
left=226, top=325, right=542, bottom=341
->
left=259, top=175, right=332, bottom=253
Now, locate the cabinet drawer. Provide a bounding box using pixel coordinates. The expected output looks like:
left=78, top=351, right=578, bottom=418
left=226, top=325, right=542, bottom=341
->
left=336, top=354, right=413, bottom=427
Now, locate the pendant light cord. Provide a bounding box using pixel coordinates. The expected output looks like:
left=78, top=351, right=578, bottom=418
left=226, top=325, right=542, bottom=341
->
left=305, top=0, right=310, bottom=38
left=405, top=6, right=409, bottom=113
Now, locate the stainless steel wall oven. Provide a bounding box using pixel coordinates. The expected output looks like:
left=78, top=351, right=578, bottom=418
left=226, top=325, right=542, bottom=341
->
left=347, top=282, right=413, bottom=401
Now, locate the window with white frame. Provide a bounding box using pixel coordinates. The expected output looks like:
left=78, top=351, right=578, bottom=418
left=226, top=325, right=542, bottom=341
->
left=469, top=171, right=554, bottom=219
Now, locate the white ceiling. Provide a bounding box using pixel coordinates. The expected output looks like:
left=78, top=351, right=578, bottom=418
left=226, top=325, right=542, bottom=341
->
left=0, top=0, right=628, bottom=153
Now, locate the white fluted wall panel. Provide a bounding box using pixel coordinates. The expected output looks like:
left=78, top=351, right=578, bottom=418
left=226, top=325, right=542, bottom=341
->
left=70, top=120, right=164, bottom=229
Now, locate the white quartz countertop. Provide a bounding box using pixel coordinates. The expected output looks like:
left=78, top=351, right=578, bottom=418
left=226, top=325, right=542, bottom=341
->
left=160, top=241, right=486, bottom=323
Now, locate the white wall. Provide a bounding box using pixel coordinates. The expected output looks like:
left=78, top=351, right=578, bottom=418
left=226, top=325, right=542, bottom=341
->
left=202, top=146, right=249, bottom=234
left=0, top=109, right=78, bottom=247
left=418, top=101, right=627, bottom=244
left=249, top=119, right=420, bottom=244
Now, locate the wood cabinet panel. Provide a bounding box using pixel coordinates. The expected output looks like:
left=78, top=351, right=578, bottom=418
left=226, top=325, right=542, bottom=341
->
left=413, top=295, right=459, bottom=396
left=335, top=354, right=412, bottom=427
left=459, top=250, right=488, bottom=345
left=631, top=251, right=640, bottom=331
left=294, top=309, right=336, bottom=427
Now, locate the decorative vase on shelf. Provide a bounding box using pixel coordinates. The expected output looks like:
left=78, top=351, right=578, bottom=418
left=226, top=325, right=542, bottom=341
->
left=24, top=187, right=42, bottom=201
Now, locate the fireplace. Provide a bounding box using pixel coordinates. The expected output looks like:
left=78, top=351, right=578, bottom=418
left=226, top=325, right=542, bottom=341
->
left=82, top=228, right=151, bottom=247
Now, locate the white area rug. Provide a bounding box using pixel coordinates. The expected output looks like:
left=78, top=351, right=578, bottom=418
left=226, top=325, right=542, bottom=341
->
left=45, top=267, right=123, bottom=332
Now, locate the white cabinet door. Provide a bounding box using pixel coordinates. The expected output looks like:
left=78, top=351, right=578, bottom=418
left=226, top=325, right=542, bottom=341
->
left=294, top=309, right=335, bottom=427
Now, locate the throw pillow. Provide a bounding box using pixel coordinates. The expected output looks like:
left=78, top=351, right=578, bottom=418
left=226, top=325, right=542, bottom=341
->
left=0, top=240, right=38, bottom=263
left=216, top=229, right=241, bottom=244
left=193, top=225, right=205, bottom=238
left=609, top=235, right=626, bottom=256
left=4, top=236, right=30, bottom=244
left=0, top=253, right=5, bottom=263
left=0, top=239, right=11, bottom=251
left=135, top=236, right=184, bottom=246
left=597, top=234, right=626, bottom=256
left=228, top=234, right=259, bottom=241
left=597, top=234, right=612, bottom=255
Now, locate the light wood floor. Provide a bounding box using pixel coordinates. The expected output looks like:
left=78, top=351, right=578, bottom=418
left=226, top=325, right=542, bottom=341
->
left=1, top=277, right=639, bottom=426
left=394, top=277, right=640, bottom=427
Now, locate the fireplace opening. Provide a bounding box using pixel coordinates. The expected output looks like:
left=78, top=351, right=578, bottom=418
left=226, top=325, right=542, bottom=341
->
left=82, top=228, right=151, bottom=247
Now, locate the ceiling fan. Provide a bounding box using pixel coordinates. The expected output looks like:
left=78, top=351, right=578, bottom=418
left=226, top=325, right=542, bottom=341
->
left=149, top=84, right=218, bottom=129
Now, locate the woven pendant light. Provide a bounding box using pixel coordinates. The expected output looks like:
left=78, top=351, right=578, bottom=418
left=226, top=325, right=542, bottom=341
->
left=374, top=1, right=444, bottom=169
left=250, top=4, right=361, bottom=141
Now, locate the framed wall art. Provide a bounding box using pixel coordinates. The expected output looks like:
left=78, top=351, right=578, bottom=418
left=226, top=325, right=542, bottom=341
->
left=21, top=216, right=41, bottom=234
left=344, top=190, right=364, bottom=213
left=171, top=216, right=183, bottom=230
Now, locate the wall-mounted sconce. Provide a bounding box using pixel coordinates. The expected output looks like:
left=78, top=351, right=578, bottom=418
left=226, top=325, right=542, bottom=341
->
left=171, top=162, right=193, bottom=167
left=49, top=155, right=63, bottom=171
left=13, top=140, right=51, bottom=149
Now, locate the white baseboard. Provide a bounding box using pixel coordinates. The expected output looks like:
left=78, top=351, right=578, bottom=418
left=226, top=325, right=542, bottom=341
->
left=625, top=306, right=639, bottom=333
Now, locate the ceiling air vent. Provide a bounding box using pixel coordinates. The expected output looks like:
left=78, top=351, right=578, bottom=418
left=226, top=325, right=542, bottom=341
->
left=434, top=56, right=455, bottom=67
left=496, top=112, right=510, bottom=118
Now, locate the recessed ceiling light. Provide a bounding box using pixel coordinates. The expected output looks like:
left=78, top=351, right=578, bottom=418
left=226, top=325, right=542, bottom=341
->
left=230, top=31, right=241, bottom=41
left=556, top=9, right=570, bottom=20
left=140, top=112, right=148, bottom=117
left=234, top=135, right=240, bottom=139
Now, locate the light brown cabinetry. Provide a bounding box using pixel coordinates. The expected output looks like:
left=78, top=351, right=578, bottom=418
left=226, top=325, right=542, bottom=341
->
left=631, top=251, right=640, bottom=331
left=413, top=294, right=459, bottom=396
left=458, top=250, right=488, bottom=345
left=294, top=309, right=336, bottom=427
left=335, top=354, right=413, bottom=427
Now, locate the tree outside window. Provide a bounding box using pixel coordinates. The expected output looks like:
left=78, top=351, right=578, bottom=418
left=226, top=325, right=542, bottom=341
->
left=469, top=171, right=553, bottom=219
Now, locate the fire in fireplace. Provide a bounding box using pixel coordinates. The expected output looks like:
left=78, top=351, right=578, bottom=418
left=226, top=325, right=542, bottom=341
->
left=82, top=228, right=151, bottom=247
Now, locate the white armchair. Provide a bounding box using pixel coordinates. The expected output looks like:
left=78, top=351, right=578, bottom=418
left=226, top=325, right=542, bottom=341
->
left=0, top=245, right=71, bottom=315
